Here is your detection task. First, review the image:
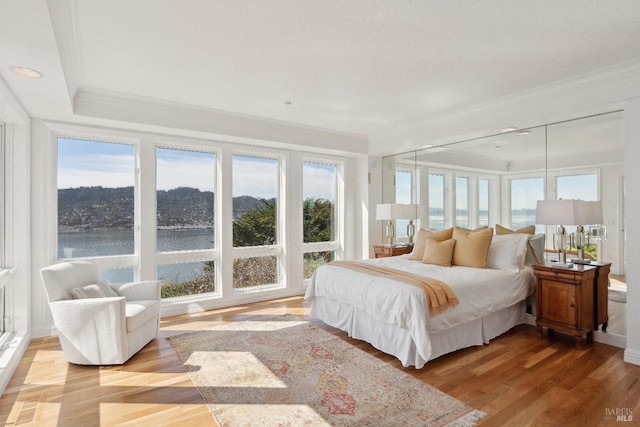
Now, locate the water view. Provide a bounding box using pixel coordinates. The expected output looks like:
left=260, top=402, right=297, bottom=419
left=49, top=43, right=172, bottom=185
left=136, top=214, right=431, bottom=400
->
left=59, top=228, right=214, bottom=283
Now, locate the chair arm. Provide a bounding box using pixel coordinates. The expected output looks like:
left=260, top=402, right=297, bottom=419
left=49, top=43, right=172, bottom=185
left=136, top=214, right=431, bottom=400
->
left=111, top=280, right=161, bottom=301
left=48, top=297, right=129, bottom=364
left=48, top=297, right=127, bottom=334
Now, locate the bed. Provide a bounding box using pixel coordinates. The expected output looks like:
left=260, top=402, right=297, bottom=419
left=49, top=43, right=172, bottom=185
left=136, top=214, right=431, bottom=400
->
left=304, top=227, right=540, bottom=368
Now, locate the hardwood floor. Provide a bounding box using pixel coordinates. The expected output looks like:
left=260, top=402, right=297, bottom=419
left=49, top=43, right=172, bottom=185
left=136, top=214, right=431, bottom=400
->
left=1, top=296, right=638, bottom=426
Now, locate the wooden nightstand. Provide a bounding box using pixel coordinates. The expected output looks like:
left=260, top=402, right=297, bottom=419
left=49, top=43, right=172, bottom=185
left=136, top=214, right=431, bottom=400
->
left=534, top=262, right=597, bottom=348
left=373, top=245, right=413, bottom=258
left=591, top=261, right=611, bottom=332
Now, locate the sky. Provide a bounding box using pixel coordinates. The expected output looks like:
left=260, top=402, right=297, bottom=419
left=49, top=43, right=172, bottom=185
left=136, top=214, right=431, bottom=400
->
left=58, top=138, right=336, bottom=200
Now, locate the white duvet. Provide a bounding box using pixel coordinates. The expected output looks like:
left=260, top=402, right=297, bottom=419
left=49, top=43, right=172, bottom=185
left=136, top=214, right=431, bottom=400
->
left=305, top=254, right=535, bottom=362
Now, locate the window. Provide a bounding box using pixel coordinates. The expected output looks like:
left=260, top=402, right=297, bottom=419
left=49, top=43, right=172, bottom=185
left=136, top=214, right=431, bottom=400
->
left=429, top=174, right=445, bottom=230
left=478, top=179, right=489, bottom=227
left=556, top=173, right=599, bottom=259
left=232, top=154, right=280, bottom=289
left=395, top=170, right=412, bottom=238
left=557, top=174, right=598, bottom=201
left=51, top=125, right=350, bottom=314
left=511, top=177, right=544, bottom=231
left=302, top=160, right=339, bottom=279
left=455, top=176, right=469, bottom=228
left=156, top=147, right=216, bottom=298
left=57, top=138, right=135, bottom=259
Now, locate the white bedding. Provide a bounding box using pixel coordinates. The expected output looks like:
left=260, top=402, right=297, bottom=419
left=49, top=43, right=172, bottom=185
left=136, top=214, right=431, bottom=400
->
left=305, top=254, right=535, bottom=367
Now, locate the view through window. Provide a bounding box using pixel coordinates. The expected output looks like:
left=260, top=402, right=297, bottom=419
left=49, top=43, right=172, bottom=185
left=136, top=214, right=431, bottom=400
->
left=511, top=177, right=544, bottom=231
left=232, top=155, right=279, bottom=289
left=156, top=147, right=216, bottom=298
left=57, top=138, right=135, bottom=283
left=455, top=176, right=469, bottom=228
left=303, top=161, right=338, bottom=279
left=429, top=174, right=444, bottom=230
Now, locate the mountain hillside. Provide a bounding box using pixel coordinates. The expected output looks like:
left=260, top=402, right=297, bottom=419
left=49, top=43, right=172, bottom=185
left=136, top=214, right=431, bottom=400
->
left=58, top=186, right=264, bottom=230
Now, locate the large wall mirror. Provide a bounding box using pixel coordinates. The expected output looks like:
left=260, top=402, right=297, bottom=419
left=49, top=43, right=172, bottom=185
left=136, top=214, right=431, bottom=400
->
left=382, top=110, right=625, bottom=337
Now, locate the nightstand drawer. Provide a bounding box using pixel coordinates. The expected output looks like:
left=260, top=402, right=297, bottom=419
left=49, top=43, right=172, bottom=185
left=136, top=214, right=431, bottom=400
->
left=373, top=245, right=412, bottom=258
left=534, top=267, right=579, bottom=283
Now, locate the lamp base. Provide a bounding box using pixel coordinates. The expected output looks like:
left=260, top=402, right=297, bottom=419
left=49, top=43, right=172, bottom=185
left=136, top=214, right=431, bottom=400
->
left=570, top=258, right=592, bottom=265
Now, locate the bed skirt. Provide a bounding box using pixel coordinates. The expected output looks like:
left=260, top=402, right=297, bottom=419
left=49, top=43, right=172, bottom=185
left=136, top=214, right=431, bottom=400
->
left=308, top=296, right=526, bottom=369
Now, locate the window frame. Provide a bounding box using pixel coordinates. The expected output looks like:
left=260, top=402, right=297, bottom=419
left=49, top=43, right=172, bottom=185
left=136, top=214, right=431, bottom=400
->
left=301, top=155, right=344, bottom=276
left=231, top=149, right=285, bottom=293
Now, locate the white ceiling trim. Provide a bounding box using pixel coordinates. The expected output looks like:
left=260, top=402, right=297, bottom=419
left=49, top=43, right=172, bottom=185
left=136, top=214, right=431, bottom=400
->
left=369, top=59, right=640, bottom=155
left=73, top=87, right=368, bottom=154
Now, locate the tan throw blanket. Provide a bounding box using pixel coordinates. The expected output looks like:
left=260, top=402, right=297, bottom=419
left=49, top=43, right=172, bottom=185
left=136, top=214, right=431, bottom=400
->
left=328, top=260, right=459, bottom=316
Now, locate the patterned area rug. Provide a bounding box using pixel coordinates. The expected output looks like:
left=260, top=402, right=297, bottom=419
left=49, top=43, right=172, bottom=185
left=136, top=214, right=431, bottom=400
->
left=168, top=315, right=485, bottom=426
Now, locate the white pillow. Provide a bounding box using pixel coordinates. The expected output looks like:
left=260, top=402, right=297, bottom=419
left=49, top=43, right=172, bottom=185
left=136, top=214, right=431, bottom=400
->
left=95, top=279, right=119, bottom=297
left=68, top=284, right=107, bottom=299
left=68, top=279, right=119, bottom=299
left=486, top=233, right=529, bottom=270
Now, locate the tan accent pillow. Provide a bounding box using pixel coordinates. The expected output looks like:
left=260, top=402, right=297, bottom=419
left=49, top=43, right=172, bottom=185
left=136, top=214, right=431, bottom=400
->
left=495, top=224, right=535, bottom=235
left=459, top=226, right=489, bottom=233
left=421, top=238, right=456, bottom=267
left=409, top=228, right=454, bottom=261
left=452, top=227, right=494, bottom=268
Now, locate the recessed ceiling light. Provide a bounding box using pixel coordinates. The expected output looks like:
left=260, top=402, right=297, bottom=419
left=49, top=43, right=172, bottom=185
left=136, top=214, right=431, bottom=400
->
left=516, top=130, right=531, bottom=136
left=500, top=127, right=517, bottom=133
left=9, top=66, right=43, bottom=78
left=422, top=144, right=433, bottom=149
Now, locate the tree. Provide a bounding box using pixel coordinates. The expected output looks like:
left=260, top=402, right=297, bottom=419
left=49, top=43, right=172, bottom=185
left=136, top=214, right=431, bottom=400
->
left=233, top=198, right=277, bottom=246
left=303, top=198, right=334, bottom=242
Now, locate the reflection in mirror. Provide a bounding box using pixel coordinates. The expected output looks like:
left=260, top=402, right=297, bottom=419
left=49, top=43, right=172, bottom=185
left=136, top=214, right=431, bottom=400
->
left=381, top=111, right=625, bottom=338
left=381, top=151, right=417, bottom=243
left=546, top=111, right=625, bottom=337
left=410, top=125, right=546, bottom=232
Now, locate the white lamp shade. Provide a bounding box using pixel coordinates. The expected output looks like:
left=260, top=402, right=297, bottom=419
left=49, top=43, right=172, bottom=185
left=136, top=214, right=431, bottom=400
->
left=576, top=200, right=603, bottom=225
left=396, top=204, right=417, bottom=220
left=536, top=199, right=603, bottom=226
left=535, top=199, right=580, bottom=225
left=376, top=203, right=409, bottom=220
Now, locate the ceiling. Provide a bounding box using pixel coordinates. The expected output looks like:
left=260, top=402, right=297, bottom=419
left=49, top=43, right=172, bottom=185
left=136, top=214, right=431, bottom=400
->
left=2, top=1, right=640, bottom=148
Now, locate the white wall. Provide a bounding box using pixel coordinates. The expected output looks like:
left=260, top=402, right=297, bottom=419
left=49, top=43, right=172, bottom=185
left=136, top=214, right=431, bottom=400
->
left=0, top=81, right=31, bottom=396
left=624, top=97, right=640, bottom=365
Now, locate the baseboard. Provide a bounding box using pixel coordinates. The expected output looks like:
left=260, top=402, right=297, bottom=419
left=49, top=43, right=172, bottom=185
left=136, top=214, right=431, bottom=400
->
left=523, top=314, right=626, bottom=350
left=624, top=348, right=640, bottom=366
left=30, top=325, right=58, bottom=339
left=594, top=330, right=626, bottom=349
left=523, top=313, right=536, bottom=326
left=0, top=333, right=30, bottom=397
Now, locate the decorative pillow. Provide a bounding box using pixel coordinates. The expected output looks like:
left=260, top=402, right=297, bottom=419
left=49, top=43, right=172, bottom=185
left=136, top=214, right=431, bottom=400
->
left=494, top=224, right=542, bottom=265
left=96, top=279, right=119, bottom=297
left=69, top=284, right=108, bottom=299
left=495, top=224, right=535, bottom=235
left=459, top=226, right=489, bottom=233
left=525, top=234, right=546, bottom=265
left=421, top=238, right=456, bottom=267
left=409, top=228, right=454, bottom=261
left=451, top=227, right=494, bottom=268
left=487, top=234, right=529, bottom=270
left=68, top=279, right=119, bottom=300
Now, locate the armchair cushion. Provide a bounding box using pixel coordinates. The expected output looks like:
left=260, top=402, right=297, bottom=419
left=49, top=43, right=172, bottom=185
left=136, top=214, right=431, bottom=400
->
left=125, top=300, right=160, bottom=332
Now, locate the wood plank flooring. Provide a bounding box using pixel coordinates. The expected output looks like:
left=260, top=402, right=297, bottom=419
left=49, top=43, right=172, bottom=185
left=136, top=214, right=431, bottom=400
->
left=1, top=296, right=638, bottom=426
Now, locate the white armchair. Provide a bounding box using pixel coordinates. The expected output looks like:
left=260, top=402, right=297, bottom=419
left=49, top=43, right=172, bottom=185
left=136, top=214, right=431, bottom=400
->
left=40, top=260, right=161, bottom=365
